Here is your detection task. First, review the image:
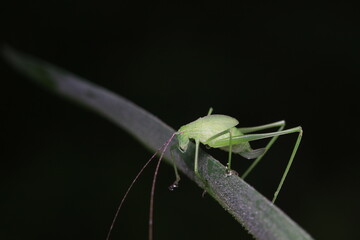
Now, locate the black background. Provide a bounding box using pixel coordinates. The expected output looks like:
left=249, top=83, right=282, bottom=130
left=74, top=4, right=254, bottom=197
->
left=1, top=1, right=359, bottom=240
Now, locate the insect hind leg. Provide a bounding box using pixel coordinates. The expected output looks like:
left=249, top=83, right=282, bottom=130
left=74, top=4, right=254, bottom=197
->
left=241, top=120, right=286, bottom=179
left=234, top=125, right=303, bottom=203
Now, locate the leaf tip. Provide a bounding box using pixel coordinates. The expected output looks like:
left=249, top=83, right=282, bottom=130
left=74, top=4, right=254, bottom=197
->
left=2, top=46, right=57, bottom=90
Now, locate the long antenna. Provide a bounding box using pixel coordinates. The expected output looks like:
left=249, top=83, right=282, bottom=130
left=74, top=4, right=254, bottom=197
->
left=105, top=132, right=179, bottom=240
left=148, top=132, right=179, bottom=240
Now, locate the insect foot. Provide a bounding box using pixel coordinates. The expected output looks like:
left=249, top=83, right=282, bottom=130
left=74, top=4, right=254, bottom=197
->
left=225, top=167, right=239, bottom=177
left=201, top=190, right=207, bottom=198
left=168, top=182, right=179, bottom=191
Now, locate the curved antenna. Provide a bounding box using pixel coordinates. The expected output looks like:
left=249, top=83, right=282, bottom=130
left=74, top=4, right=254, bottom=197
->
left=105, top=150, right=161, bottom=240
left=149, top=132, right=179, bottom=240
left=105, top=132, right=179, bottom=240
left=105, top=132, right=178, bottom=240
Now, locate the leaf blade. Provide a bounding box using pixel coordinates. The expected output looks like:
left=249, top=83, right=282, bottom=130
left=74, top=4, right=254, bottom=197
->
left=2, top=46, right=313, bottom=240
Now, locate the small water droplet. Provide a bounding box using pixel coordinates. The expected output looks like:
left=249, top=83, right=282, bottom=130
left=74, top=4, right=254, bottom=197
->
left=168, top=183, right=179, bottom=191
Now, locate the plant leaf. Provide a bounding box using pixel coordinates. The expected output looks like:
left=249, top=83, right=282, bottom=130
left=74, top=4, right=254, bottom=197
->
left=2, top=46, right=313, bottom=240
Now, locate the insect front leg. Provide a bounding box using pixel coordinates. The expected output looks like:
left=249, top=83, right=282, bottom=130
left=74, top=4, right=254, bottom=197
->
left=194, top=139, right=200, bottom=177
left=169, top=145, right=181, bottom=190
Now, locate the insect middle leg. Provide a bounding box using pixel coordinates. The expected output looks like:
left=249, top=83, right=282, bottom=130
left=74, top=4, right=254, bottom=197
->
left=194, top=139, right=201, bottom=178
left=227, top=129, right=234, bottom=172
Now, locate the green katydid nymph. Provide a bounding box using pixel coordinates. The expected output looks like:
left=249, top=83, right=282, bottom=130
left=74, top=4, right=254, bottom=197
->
left=106, top=108, right=303, bottom=240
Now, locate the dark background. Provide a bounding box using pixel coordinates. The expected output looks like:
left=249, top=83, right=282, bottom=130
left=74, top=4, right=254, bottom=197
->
left=1, top=1, right=359, bottom=240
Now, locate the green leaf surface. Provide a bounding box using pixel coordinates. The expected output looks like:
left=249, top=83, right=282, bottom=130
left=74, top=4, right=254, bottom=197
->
left=2, top=46, right=313, bottom=240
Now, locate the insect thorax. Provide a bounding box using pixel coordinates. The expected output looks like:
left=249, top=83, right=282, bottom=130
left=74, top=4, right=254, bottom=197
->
left=177, top=115, right=240, bottom=152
